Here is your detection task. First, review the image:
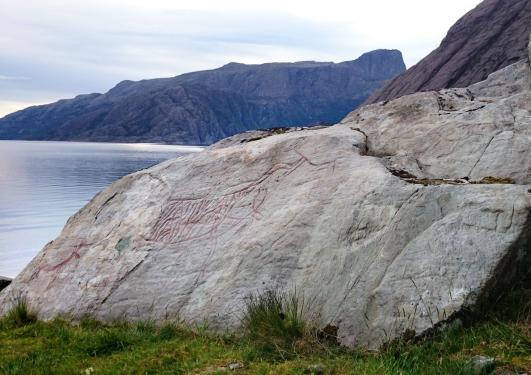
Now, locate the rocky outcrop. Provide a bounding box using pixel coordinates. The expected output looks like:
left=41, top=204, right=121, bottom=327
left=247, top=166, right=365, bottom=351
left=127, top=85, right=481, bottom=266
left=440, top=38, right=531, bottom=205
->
left=343, top=56, right=531, bottom=185
left=0, top=50, right=405, bottom=145
left=366, top=0, right=531, bottom=104
left=1, top=46, right=529, bottom=347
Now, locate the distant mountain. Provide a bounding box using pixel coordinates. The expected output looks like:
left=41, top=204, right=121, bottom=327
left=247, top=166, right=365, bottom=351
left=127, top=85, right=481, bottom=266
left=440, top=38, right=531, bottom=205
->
left=366, top=0, right=531, bottom=104
left=0, top=49, right=405, bottom=145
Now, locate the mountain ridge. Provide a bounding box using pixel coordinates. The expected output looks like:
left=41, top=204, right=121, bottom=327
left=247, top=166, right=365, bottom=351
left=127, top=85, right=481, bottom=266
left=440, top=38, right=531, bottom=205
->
left=366, top=0, right=531, bottom=104
left=0, top=49, right=405, bottom=145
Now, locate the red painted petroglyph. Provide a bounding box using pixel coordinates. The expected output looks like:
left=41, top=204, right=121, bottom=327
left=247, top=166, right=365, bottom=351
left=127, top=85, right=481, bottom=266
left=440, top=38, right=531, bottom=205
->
left=38, top=241, right=86, bottom=273
left=150, top=149, right=335, bottom=245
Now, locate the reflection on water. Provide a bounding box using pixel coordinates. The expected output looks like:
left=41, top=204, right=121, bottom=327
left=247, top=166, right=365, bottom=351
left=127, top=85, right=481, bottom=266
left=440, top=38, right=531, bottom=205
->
left=0, top=140, right=203, bottom=278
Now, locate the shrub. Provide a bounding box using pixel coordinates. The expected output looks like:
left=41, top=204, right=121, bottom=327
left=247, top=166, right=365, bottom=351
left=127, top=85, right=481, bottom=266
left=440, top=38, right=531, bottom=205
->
left=241, top=288, right=316, bottom=359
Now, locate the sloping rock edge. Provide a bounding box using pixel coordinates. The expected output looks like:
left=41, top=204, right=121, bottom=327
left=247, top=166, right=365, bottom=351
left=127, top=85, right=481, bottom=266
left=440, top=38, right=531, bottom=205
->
left=413, top=214, right=531, bottom=344
left=476, top=211, right=531, bottom=306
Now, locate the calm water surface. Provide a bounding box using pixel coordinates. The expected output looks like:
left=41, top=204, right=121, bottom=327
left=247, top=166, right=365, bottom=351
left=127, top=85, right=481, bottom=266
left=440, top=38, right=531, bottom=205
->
left=0, top=141, right=203, bottom=278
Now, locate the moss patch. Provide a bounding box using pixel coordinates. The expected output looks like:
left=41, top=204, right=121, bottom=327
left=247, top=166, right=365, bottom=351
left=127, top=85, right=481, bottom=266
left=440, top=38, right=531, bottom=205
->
left=476, top=176, right=515, bottom=184
left=388, top=168, right=517, bottom=186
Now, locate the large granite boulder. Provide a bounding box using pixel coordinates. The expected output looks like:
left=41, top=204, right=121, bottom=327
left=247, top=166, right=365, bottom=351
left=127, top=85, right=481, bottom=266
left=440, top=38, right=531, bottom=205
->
left=1, top=47, right=529, bottom=348
left=366, top=0, right=531, bottom=104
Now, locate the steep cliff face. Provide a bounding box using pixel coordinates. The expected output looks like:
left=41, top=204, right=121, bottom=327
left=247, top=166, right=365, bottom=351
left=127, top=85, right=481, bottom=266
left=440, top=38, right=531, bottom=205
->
left=366, top=0, right=531, bottom=104
left=1, top=46, right=529, bottom=348
left=0, top=50, right=405, bottom=145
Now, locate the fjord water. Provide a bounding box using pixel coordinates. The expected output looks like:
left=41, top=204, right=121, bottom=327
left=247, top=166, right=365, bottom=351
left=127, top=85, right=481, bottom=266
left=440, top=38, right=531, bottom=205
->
left=0, top=140, right=203, bottom=278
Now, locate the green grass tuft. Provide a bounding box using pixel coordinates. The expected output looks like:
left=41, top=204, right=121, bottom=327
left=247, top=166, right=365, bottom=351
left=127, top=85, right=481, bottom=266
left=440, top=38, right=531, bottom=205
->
left=158, top=321, right=181, bottom=340
left=133, top=319, right=156, bottom=334
left=4, top=295, right=37, bottom=327
left=241, top=288, right=318, bottom=359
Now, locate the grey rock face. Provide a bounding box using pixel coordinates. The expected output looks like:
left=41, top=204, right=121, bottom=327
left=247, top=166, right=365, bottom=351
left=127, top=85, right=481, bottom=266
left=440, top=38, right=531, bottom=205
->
left=1, top=47, right=530, bottom=349
left=343, top=57, right=531, bottom=185
left=366, top=0, right=531, bottom=104
left=0, top=50, right=405, bottom=145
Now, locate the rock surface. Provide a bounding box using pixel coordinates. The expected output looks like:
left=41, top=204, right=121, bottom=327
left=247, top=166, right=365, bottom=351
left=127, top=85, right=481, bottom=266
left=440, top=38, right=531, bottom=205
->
left=0, top=50, right=405, bottom=145
left=1, top=48, right=530, bottom=348
left=342, top=57, right=531, bottom=185
left=366, top=0, right=531, bottom=104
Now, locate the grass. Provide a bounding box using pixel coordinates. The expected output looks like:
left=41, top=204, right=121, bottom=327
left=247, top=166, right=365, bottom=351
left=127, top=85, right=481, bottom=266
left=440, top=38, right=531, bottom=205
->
left=0, top=290, right=529, bottom=374
left=241, top=289, right=315, bottom=360
left=3, top=295, right=37, bottom=327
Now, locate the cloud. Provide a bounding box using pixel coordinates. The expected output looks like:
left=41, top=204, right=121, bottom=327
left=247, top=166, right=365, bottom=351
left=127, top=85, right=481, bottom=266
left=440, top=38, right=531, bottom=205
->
left=0, top=100, right=46, bottom=118
left=0, top=75, right=30, bottom=81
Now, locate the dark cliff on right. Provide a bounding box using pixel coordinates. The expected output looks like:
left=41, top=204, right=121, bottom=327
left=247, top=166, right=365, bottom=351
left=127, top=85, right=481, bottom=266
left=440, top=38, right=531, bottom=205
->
left=366, top=0, right=531, bottom=104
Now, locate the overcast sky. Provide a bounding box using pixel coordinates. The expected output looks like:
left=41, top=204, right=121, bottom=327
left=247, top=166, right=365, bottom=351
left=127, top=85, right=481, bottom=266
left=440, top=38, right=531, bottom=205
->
left=0, top=0, right=483, bottom=117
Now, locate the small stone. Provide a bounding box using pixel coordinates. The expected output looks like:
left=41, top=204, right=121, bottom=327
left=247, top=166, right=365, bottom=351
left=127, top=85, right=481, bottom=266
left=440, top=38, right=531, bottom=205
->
left=466, top=355, right=496, bottom=374
left=307, top=363, right=325, bottom=374
left=227, top=362, right=244, bottom=371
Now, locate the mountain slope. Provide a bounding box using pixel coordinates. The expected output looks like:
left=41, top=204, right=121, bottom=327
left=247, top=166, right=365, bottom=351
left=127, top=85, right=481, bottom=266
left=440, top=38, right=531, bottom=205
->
left=366, top=0, right=531, bottom=104
left=0, top=49, right=405, bottom=145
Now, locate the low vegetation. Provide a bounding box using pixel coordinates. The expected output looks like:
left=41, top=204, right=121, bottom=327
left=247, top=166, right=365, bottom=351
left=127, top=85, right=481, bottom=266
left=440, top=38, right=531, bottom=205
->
left=3, top=295, right=37, bottom=327
left=241, top=289, right=319, bottom=360
left=0, top=289, right=529, bottom=374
